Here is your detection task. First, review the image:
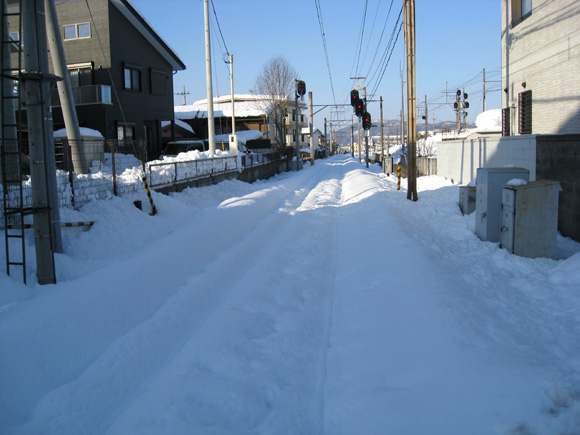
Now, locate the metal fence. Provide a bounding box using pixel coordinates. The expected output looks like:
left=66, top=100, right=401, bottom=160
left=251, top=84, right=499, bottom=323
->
left=147, top=156, right=238, bottom=189
left=2, top=139, right=283, bottom=227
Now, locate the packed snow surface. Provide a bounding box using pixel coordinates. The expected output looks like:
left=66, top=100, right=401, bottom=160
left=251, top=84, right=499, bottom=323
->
left=1, top=154, right=579, bottom=434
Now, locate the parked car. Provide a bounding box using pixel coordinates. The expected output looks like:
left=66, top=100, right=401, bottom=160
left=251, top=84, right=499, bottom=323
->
left=160, top=140, right=206, bottom=157
left=206, top=140, right=251, bottom=154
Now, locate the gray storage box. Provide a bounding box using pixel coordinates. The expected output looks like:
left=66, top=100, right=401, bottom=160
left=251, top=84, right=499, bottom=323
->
left=500, top=180, right=560, bottom=259
left=475, top=167, right=530, bottom=242
left=459, top=186, right=476, bottom=215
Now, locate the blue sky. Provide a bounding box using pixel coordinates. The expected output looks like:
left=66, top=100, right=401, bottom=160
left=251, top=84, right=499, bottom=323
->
left=130, top=0, right=502, bottom=131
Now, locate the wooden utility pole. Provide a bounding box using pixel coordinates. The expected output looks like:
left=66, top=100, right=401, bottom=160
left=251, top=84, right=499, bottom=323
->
left=405, top=0, right=418, bottom=201
left=424, top=95, right=428, bottom=137
left=380, top=96, right=384, bottom=162
left=176, top=86, right=190, bottom=105
left=308, top=91, right=314, bottom=165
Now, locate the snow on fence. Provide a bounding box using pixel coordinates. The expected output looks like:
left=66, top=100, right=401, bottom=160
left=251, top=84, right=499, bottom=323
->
left=147, top=156, right=238, bottom=189
left=1, top=152, right=241, bottom=228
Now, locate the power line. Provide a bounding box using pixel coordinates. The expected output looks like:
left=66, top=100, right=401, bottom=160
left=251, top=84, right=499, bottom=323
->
left=367, top=5, right=403, bottom=97
left=210, top=0, right=229, bottom=55
left=314, top=0, right=337, bottom=105
left=364, top=0, right=395, bottom=80
left=352, top=0, right=369, bottom=76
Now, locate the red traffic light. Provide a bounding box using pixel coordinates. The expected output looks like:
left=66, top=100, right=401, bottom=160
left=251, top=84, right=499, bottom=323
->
left=464, top=92, right=468, bottom=99
left=454, top=102, right=458, bottom=109
left=296, top=80, right=306, bottom=97
left=350, top=89, right=360, bottom=107
left=363, top=111, right=372, bottom=130
left=355, top=101, right=365, bottom=117
left=456, top=89, right=461, bottom=96
left=464, top=101, right=470, bottom=108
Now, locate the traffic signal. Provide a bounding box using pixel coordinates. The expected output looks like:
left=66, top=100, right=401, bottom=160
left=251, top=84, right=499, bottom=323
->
left=350, top=89, right=360, bottom=107
left=296, top=80, right=306, bottom=98
left=463, top=92, right=469, bottom=109
left=355, top=100, right=365, bottom=117
left=363, top=112, right=372, bottom=130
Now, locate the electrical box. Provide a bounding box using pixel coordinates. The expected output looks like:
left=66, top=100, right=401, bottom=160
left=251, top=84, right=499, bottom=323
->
left=500, top=180, right=560, bottom=259
left=475, top=167, right=529, bottom=242
left=383, top=156, right=393, bottom=174
left=459, top=186, right=476, bottom=215
left=229, top=134, right=238, bottom=157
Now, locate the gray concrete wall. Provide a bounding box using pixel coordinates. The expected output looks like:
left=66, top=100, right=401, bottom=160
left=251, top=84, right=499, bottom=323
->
left=437, top=135, right=537, bottom=184
left=536, top=135, right=580, bottom=242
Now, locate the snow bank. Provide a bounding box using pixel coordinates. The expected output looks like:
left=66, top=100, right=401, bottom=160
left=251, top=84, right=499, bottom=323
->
left=475, top=108, right=502, bottom=132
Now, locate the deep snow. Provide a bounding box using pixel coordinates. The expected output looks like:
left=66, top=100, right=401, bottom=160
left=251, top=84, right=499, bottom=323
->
left=1, top=154, right=579, bottom=434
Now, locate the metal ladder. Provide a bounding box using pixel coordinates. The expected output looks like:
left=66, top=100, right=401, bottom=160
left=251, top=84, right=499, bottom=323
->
left=1, top=0, right=28, bottom=283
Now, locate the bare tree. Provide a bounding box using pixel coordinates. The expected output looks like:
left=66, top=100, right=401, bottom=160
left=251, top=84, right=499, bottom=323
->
left=252, top=56, right=298, bottom=151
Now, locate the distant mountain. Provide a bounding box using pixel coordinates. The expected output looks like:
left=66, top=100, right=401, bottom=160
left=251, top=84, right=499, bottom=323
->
left=332, top=119, right=476, bottom=145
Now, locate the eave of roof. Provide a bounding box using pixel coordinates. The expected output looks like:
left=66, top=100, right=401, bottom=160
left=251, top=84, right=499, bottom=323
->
left=111, top=0, right=186, bottom=71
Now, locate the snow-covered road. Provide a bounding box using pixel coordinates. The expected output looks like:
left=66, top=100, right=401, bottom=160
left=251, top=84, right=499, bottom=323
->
left=1, top=154, right=579, bottom=434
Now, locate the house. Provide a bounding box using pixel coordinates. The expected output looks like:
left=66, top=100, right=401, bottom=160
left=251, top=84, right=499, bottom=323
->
left=501, top=0, right=580, bottom=136
left=8, top=0, right=185, bottom=160
left=175, top=94, right=308, bottom=151
left=161, top=119, right=196, bottom=145
left=438, top=0, right=580, bottom=242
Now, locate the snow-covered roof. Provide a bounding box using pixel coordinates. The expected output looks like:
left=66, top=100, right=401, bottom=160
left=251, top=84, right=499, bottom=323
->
left=53, top=127, right=104, bottom=139
left=175, top=94, right=297, bottom=120
left=475, top=108, right=502, bottom=133
left=213, top=130, right=264, bottom=145
left=161, top=119, right=195, bottom=134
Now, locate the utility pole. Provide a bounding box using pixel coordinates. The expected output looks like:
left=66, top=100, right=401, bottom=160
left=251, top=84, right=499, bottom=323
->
left=400, top=66, right=405, bottom=153
left=308, top=91, right=314, bottom=165
left=203, top=0, right=215, bottom=155
left=483, top=68, right=486, bottom=112
left=404, top=0, right=418, bottom=201
left=387, top=120, right=390, bottom=156
left=226, top=53, right=238, bottom=156
left=350, top=76, right=365, bottom=163
left=176, top=85, right=190, bottom=105
left=380, top=96, right=384, bottom=162
left=358, top=114, right=362, bottom=163
left=22, top=0, right=62, bottom=283
left=424, top=95, right=428, bottom=137
left=45, top=0, right=87, bottom=174
left=324, top=117, right=327, bottom=155
left=351, top=115, right=354, bottom=157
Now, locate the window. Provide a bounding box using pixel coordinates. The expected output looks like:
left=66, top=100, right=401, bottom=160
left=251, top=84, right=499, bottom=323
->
left=124, top=65, right=141, bottom=91
left=117, top=124, right=135, bottom=143
left=502, top=107, right=511, bottom=137
left=67, top=63, right=93, bottom=87
left=511, top=0, right=532, bottom=26
left=518, top=90, right=532, bottom=135
left=63, top=23, right=91, bottom=40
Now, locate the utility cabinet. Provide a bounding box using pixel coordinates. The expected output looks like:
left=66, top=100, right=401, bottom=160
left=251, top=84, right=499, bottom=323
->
left=500, top=180, right=560, bottom=259
left=475, top=167, right=530, bottom=242
left=459, top=185, right=476, bottom=215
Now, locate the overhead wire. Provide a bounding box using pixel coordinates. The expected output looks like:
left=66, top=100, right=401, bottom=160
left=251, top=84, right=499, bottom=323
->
left=359, top=0, right=383, bottom=71
left=351, top=0, right=369, bottom=77
left=314, top=0, right=337, bottom=106
left=364, top=0, right=395, bottom=80
left=367, top=5, right=403, bottom=97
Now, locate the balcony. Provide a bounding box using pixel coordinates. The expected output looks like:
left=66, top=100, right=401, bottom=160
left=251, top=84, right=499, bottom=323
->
left=51, top=85, right=112, bottom=107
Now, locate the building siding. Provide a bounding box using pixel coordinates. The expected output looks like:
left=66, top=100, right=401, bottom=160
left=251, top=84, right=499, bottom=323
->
left=501, top=0, right=580, bottom=135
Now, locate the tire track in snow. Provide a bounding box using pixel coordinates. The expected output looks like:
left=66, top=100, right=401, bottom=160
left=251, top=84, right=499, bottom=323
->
left=14, top=160, right=344, bottom=434
left=107, top=158, right=354, bottom=433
